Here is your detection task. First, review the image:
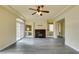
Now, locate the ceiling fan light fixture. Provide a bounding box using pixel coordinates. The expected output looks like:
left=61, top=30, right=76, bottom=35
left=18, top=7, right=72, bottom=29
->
left=36, top=12, right=42, bottom=15
left=29, top=5, right=49, bottom=16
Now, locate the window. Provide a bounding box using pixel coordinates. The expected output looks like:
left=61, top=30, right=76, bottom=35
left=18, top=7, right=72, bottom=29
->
left=48, top=24, right=54, bottom=32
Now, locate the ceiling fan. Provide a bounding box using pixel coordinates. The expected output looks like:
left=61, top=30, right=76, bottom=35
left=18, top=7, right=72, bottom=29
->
left=29, top=5, right=49, bottom=16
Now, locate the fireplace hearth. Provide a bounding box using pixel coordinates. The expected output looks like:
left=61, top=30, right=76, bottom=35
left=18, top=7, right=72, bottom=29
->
left=35, top=29, right=46, bottom=38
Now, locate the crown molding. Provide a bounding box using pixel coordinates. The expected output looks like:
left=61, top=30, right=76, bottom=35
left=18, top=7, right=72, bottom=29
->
left=53, top=5, right=75, bottom=19
left=2, top=5, right=25, bottom=21
left=2, top=5, right=75, bottom=21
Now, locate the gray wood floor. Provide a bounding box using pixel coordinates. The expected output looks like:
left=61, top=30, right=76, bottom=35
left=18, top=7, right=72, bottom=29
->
left=0, top=37, right=79, bottom=54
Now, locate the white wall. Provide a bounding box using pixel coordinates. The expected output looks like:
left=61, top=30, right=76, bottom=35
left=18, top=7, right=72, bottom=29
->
left=55, top=6, right=79, bottom=52
left=0, top=6, right=17, bottom=50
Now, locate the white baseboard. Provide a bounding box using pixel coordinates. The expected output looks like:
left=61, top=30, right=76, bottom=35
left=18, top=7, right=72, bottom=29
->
left=66, top=43, right=79, bottom=52
left=25, top=36, right=34, bottom=38
left=0, top=41, right=16, bottom=51
left=0, top=37, right=24, bottom=51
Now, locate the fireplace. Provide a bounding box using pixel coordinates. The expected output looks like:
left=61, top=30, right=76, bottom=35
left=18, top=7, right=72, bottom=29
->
left=35, top=29, right=46, bottom=38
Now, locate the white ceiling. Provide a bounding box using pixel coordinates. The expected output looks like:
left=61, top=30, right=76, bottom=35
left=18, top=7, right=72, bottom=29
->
left=10, top=5, right=70, bottom=20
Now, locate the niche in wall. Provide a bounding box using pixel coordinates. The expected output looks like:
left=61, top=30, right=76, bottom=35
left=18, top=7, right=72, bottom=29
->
left=25, top=25, right=32, bottom=31
left=25, top=25, right=32, bottom=36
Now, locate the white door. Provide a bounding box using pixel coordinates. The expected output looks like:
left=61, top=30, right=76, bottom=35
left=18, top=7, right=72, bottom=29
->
left=16, top=18, right=25, bottom=41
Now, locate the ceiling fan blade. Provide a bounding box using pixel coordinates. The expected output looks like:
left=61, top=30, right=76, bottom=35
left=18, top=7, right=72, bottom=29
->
left=29, top=8, right=37, bottom=11
left=40, top=5, right=44, bottom=8
left=32, top=12, right=37, bottom=15
left=41, top=11, right=49, bottom=13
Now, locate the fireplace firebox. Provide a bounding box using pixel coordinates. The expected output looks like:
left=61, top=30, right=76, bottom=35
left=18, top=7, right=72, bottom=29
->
left=35, top=29, right=46, bottom=38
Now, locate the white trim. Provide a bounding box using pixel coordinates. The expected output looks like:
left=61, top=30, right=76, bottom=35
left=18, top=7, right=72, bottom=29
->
left=0, top=41, right=16, bottom=51
left=2, top=5, right=74, bottom=21
left=25, top=36, right=34, bottom=38
left=1, top=5, right=25, bottom=20
left=0, top=37, right=24, bottom=51
left=66, top=43, right=79, bottom=52
left=53, top=6, right=75, bottom=19
left=47, top=36, right=54, bottom=37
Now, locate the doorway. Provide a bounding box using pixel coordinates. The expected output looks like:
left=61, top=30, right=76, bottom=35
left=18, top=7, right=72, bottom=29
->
left=57, top=19, right=65, bottom=38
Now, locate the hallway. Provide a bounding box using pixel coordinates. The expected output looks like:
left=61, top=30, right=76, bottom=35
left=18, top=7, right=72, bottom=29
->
left=0, top=38, right=78, bottom=54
